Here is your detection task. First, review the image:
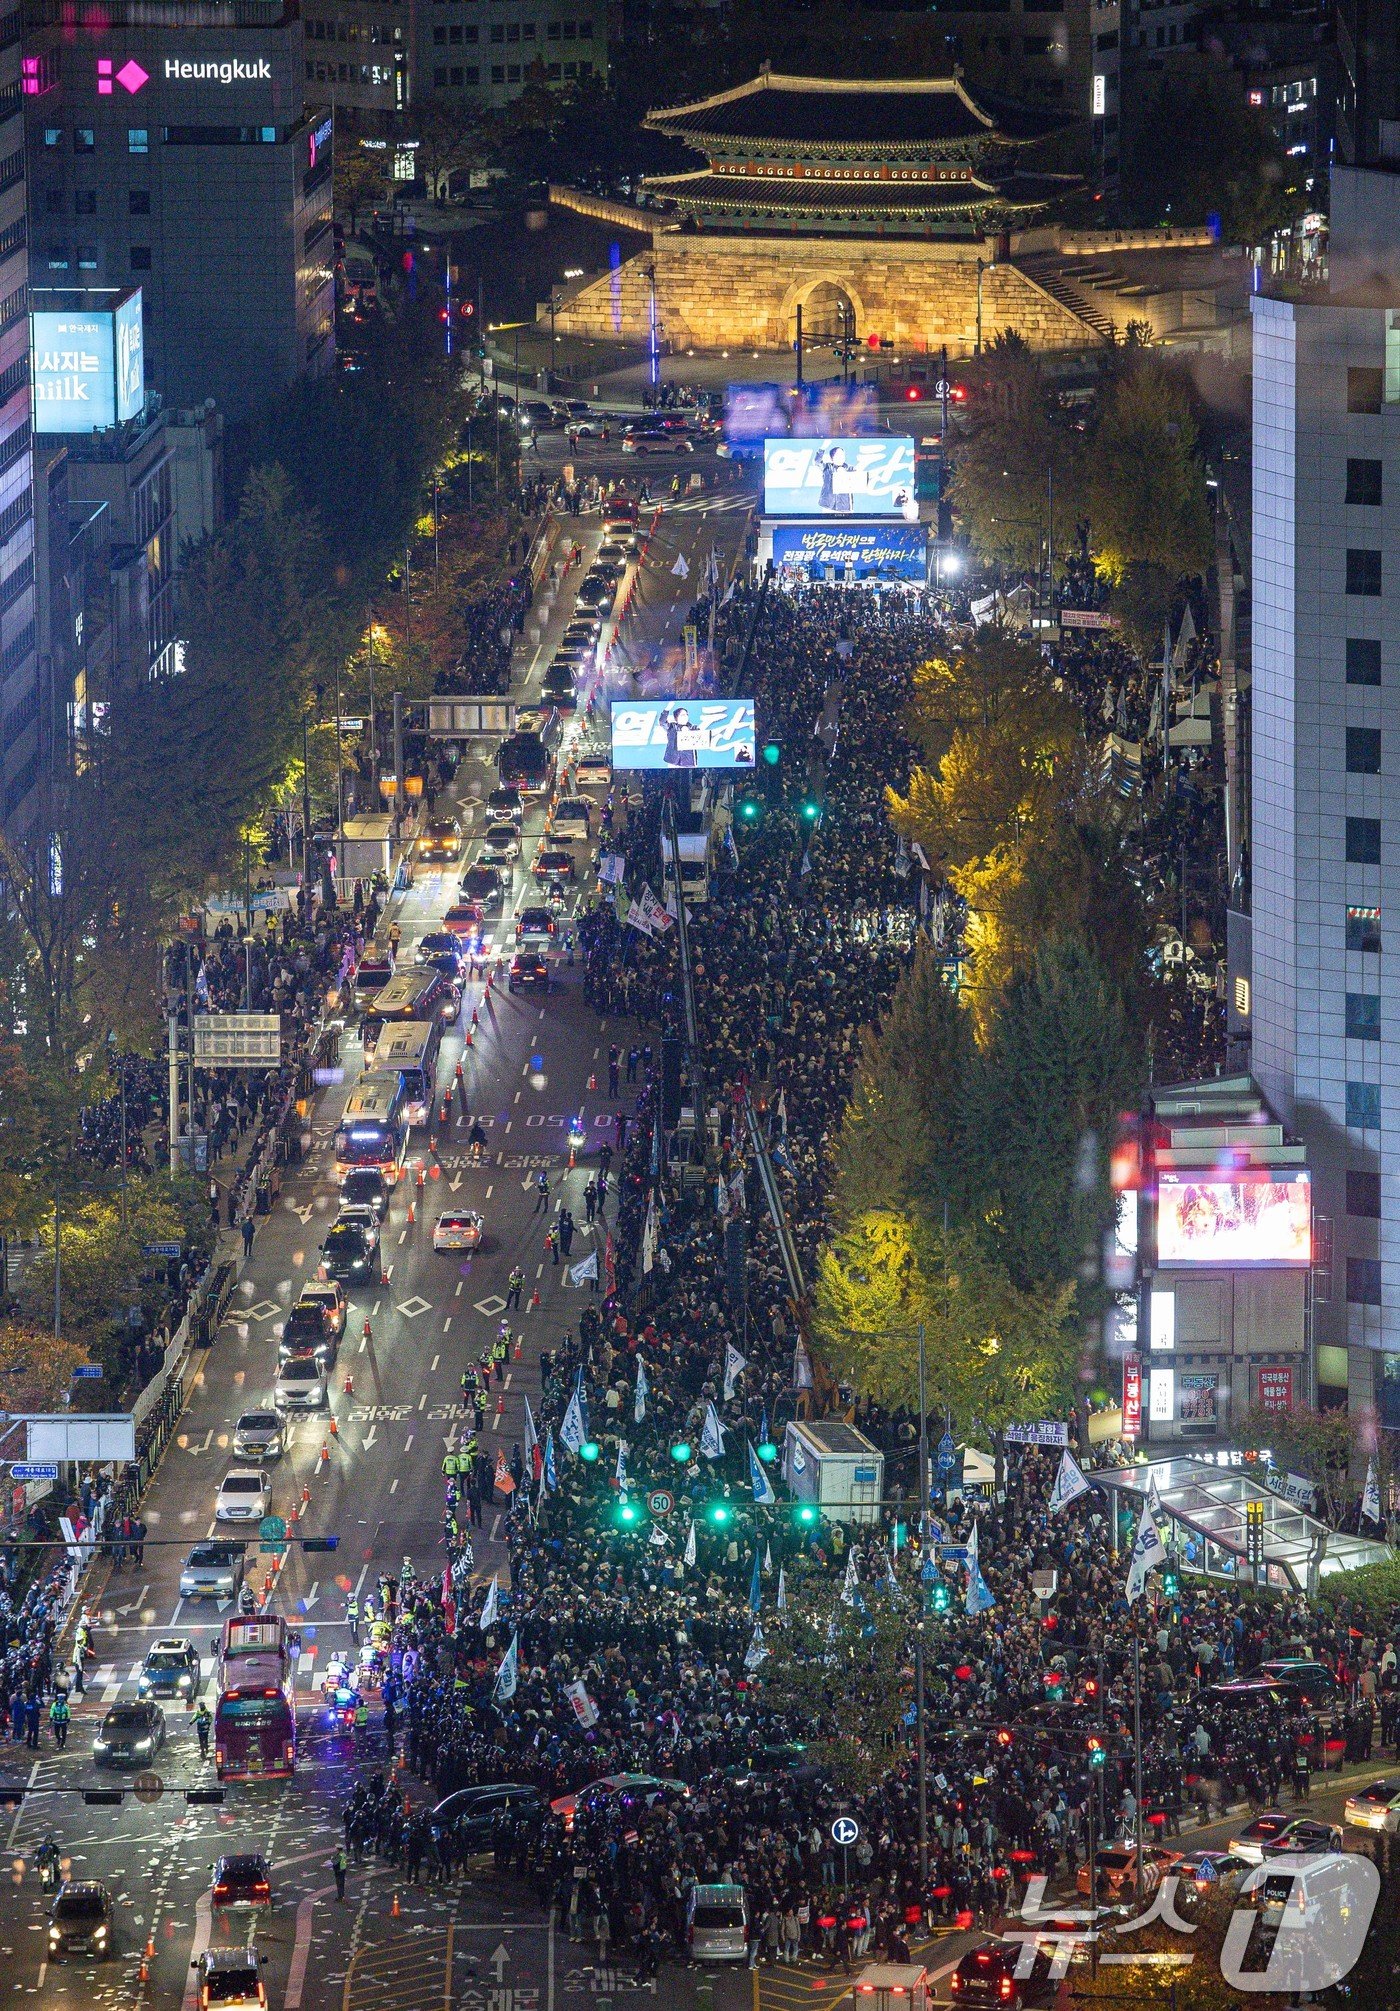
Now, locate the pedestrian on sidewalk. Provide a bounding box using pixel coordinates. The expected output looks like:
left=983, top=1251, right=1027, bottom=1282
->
left=241, top=1215, right=255, bottom=1258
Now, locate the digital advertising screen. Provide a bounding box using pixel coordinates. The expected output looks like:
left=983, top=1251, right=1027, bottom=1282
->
left=763, top=437, right=918, bottom=519
left=725, top=381, right=878, bottom=445
left=772, top=523, right=927, bottom=581
left=1156, top=1174, right=1312, bottom=1266
left=611, top=700, right=756, bottom=772
left=31, top=289, right=144, bottom=434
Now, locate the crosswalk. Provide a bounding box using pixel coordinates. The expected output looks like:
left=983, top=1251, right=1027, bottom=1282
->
left=662, top=492, right=754, bottom=515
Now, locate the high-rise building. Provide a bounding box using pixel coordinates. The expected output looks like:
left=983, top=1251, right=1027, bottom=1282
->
left=1246, top=167, right=1400, bottom=1418
left=0, top=9, right=39, bottom=839
left=23, top=0, right=333, bottom=421
left=1335, top=0, right=1399, bottom=166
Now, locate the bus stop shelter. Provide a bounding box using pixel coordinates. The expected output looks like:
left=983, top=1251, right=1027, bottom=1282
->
left=1096, top=1456, right=1390, bottom=1595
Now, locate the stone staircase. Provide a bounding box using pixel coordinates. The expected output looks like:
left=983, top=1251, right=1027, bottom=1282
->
left=1014, top=252, right=1119, bottom=343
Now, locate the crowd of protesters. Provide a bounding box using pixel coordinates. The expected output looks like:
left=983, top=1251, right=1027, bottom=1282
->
left=324, top=582, right=1396, bottom=1974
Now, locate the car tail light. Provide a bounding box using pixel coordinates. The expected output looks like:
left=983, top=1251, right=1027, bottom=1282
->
left=215, top=1750, right=225, bottom=1770
left=949, top=1977, right=961, bottom=1994
left=999, top=1979, right=1015, bottom=2001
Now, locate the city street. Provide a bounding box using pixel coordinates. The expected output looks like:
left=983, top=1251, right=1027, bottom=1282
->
left=0, top=486, right=753, bottom=2011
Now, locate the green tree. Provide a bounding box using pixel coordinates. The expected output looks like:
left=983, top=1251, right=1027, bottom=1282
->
left=0, top=1320, right=92, bottom=1416
left=1123, top=66, right=1303, bottom=243
left=972, top=935, right=1140, bottom=1293
left=759, top=1580, right=914, bottom=1794
left=1233, top=1404, right=1358, bottom=1525
left=1087, top=357, right=1211, bottom=651
left=949, top=334, right=1084, bottom=571
left=334, top=141, right=389, bottom=234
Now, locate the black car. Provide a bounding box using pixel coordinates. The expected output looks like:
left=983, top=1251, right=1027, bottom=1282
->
left=93, top=1700, right=166, bottom=1768
left=339, top=1168, right=389, bottom=1220
left=509, top=952, right=550, bottom=994
left=137, top=1637, right=201, bottom=1700
left=48, top=1882, right=114, bottom=1960
left=541, top=679, right=580, bottom=715
left=950, top=1937, right=1055, bottom=2008
left=430, top=1783, right=542, bottom=1848
left=320, top=1221, right=379, bottom=1285
left=459, top=864, right=505, bottom=913
left=420, top=818, right=463, bottom=862
left=278, top=1302, right=337, bottom=1370
left=210, top=1854, right=273, bottom=1912
left=487, top=786, right=524, bottom=825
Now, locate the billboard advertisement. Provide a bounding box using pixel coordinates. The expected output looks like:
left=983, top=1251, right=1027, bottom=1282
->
left=772, top=523, right=927, bottom=581
left=1121, top=1355, right=1142, bottom=1439
left=32, top=290, right=144, bottom=433
left=1156, top=1174, right=1311, bottom=1266
left=611, top=700, right=756, bottom=772
left=726, top=381, right=877, bottom=445
left=763, top=437, right=917, bottom=519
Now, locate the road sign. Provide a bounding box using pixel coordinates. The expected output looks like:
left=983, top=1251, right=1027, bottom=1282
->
left=142, top=1242, right=182, bottom=1260
left=935, top=1432, right=957, bottom=1474
left=132, top=1772, right=164, bottom=1804
left=192, top=1014, right=282, bottom=1068
left=260, top=1514, right=288, bottom=1556
left=338, top=717, right=366, bottom=732
left=72, top=1364, right=103, bottom=1380
left=10, top=1464, right=58, bottom=1483
left=831, top=1816, right=860, bottom=1847
left=647, top=1489, right=674, bottom=1519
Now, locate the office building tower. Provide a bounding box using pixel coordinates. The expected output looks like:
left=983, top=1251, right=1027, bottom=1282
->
left=0, top=11, right=39, bottom=838
left=24, top=0, right=332, bottom=421
left=1335, top=0, right=1399, bottom=166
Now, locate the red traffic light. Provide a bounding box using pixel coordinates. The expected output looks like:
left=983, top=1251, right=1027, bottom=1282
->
left=906, top=386, right=921, bottom=400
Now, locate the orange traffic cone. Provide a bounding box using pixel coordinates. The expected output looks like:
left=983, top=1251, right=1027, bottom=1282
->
left=465, top=1027, right=474, bottom=1049
left=495, top=1393, right=505, bottom=1421
left=391, top=1891, right=401, bottom=1918
left=319, top=1442, right=330, bottom=1466
left=344, top=1373, right=354, bottom=1396
left=363, top=1317, right=372, bottom=1342
left=588, top=1073, right=596, bottom=1092
left=529, top=1287, right=541, bottom=1311
left=329, top=1416, right=339, bottom=1439
left=302, top=1483, right=311, bottom=1505
left=513, top=1337, right=523, bottom=1361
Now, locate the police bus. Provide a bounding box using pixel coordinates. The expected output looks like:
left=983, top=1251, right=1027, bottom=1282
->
left=359, top=966, right=457, bottom=1055
left=334, top=1077, right=409, bottom=1182
left=367, top=1019, right=442, bottom=1128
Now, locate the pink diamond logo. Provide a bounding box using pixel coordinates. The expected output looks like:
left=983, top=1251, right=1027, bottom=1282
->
left=116, top=59, right=149, bottom=94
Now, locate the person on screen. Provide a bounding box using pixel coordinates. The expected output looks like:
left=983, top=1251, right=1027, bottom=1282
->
left=659, top=706, right=706, bottom=768
left=815, top=446, right=851, bottom=514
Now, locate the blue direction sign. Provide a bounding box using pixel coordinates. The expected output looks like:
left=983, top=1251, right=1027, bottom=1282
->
left=142, top=1242, right=182, bottom=1260
left=72, top=1364, right=103, bottom=1379
left=11, top=1464, right=58, bottom=1483
left=935, top=1432, right=957, bottom=1474
left=831, top=1816, right=860, bottom=1847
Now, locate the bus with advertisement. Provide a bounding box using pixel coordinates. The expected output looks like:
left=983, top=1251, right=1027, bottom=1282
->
left=217, top=1616, right=291, bottom=1690
left=333, top=1076, right=409, bottom=1183
left=214, top=1654, right=296, bottom=1781
left=366, top=1019, right=442, bottom=1127
left=358, top=967, right=457, bottom=1054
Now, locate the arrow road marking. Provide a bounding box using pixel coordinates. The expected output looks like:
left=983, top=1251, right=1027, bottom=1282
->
left=490, top=1944, right=510, bottom=1982
left=363, top=1426, right=378, bottom=1451
left=303, top=1582, right=319, bottom=1611
left=449, top=1174, right=462, bottom=1192
left=183, top=1430, right=213, bottom=1456
left=115, top=1583, right=149, bottom=1617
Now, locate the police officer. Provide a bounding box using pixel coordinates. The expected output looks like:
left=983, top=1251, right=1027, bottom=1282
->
left=194, top=1701, right=212, bottom=1760
left=533, top=1170, right=550, bottom=1214
left=331, top=1845, right=348, bottom=1900
left=47, top=1694, right=70, bottom=1751
left=443, top=1448, right=461, bottom=1483
left=346, top=1594, right=360, bottom=1643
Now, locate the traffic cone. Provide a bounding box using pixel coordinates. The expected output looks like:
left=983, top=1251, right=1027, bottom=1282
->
left=495, top=1393, right=505, bottom=1421
left=320, top=1442, right=330, bottom=1466
left=529, top=1287, right=541, bottom=1311
left=513, top=1337, right=523, bottom=1361
left=407, top=1201, right=415, bottom=1224
left=465, top=1028, right=474, bottom=1048
left=363, top=1318, right=372, bottom=1343
left=588, top=1073, right=596, bottom=1091
left=391, top=1892, right=401, bottom=1918
left=430, top=1164, right=441, bottom=1181
left=145, top=1935, right=155, bottom=1960
left=455, top=1060, right=464, bottom=1084
left=344, top=1372, right=354, bottom=1396
left=302, top=1483, right=311, bottom=1506
left=330, top=1416, right=339, bottom=1439
left=429, top=1133, right=437, bottom=1153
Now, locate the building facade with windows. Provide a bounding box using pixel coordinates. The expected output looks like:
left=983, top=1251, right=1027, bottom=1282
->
left=24, top=0, right=332, bottom=421
left=0, top=1, right=39, bottom=838
left=1248, top=173, right=1400, bottom=1417
left=298, top=0, right=606, bottom=121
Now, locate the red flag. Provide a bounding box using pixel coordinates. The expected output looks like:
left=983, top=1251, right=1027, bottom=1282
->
left=441, top=1566, right=456, bottom=1637
left=495, top=1450, right=516, bottom=1495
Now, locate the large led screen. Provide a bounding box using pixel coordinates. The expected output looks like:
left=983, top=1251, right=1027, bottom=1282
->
left=1156, top=1174, right=1311, bottom=1266
left=763, top=437, right=917, bottom=519
left=772, top=523, right=927, bottom=581
left=611, top=700, right=756, bottom=772
left=32, top=290, right=144, bottom=433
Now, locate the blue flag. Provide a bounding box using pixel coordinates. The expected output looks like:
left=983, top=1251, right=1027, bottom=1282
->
left=493, top=1630, right=519, bottom=1705
left=560, top=1391, right=586, bottom=1456
left=544, top=1429, right=558, bottom=1492
left=748, top=1441, right=776, bottom=1506
left=749, top=1548, right=762, bottom=1614
left=634, top=1359, right=648, bottom=1425
left=700, top=1403, right=725, bottom=1461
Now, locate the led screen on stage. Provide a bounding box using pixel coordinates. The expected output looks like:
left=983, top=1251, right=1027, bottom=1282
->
left=763, top=437, right=918, bottom=518
left=1156, top=1174, right=1311, bottom=1266
left=611, top=700, right=756, bottom=772
left=772, top=523, right=927, bottom=581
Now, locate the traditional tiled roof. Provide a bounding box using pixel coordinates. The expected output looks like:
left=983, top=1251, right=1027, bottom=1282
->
left=644, top=72, right=1058, bottom=154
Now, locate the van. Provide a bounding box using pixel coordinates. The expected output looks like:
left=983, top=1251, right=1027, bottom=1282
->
left=687, top=1882, right=748, bottom=1962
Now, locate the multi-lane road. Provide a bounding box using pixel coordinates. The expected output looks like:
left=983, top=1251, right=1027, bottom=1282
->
left=0, top=475, right=755, bottom=2011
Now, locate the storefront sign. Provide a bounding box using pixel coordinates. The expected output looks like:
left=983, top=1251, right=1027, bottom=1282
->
left=1257, top=1365, right=1294, bottom=1413
left=1121, top=1355, right=1142, bottom=1438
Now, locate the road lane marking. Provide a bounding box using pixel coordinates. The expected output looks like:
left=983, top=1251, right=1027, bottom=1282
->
left=430, top=1354, right=440, bottom=1373
left=485, top=1183, right=493, bottom=1198
left=443, top=1317, right=452, bottom=1333
left=180, top=1893, right=212, bottom=2011
left=390, top=1478, right=399, bottom=1494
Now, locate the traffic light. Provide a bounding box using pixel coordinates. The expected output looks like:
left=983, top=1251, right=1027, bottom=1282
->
left=614, top=1497, right=645, bottom=1531
left=929, top=1581, right=952, bottom=1615
left=1162, top=1569, right=1179, bottom=1598
left=756, top=1439, right=778, bottom=1464
left=670, top=1440, right=692, bottom=1465
left=762, top=741, right=782, bottom=767
left=793, top=1502, right=820, bottom=1529
left=995, top=1728, right=1012, bottom=1748
left=579, top=1440, right=600, bottom=1463
left=301, top=1536, right=340, bottom=1552
left=737, top=795, right=763, bottom=825
left=800, top=796, right=822, bottom=825
left=1087, top=1735, right=1107, bottom=1770
left=707, top=1500, right=733, bottom=1528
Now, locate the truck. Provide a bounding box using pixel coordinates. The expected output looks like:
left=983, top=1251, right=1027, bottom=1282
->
left=782, top=1420, right=885, bottom=1526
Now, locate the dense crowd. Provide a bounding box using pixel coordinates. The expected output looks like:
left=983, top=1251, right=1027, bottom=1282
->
left=330, top=582, right=1389, bottom=1973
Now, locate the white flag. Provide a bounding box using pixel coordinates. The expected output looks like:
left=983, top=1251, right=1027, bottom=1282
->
left=744, top=1623, right=768, bottom=1671
left=560, top=1389, right=586, bottom=1455
left=625, top=899, right=655, bottom=938
left=649, top=1523, right=671, bottom=1548
left=641, top=1193, right=658, bottom=1276
left=634, top=1358, right=649, bottom=1424
left=723, top=1343, right=748, bottom=1401
left=841, top=1549, right=859, bottom=1606
left=522, top=1396, right=539, bottom=1466
left=1125, top=1503, right=1168, bottom=1604
left=563, top=1677, right=599, bottom=1729
left=793, top=1344, right=814, bottom=1392
left=683, top=1518, right=697, bottom=1568
left=479, top=1572, right=500, bottom=1632
left=569, top=1250, right=598, bottom=1287
left=1363, top=1459, right=1383, bottom=1527
left=700, top=1402, right=725, bottom=1460
left=492, top=1631, right=519, bottom=1704
left=1047, top=1449, right=1091, bottom=1515
left=615, top=1440, right=628, bottom=1489
left=671, top=551, right=690, bottom=578
left=776, top=1566, right=787, bottom=1612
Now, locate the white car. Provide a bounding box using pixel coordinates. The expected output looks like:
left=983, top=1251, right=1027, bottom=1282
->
left=434, top=1209, right=484, bottom=1253
left=483, top=822, right=522, bottom=861
left=574, top=754, right=612, bottom=789
left=1345, top=1776, right=1400, bottom=1832
left=274, top=1359, right=328, bottom=1411
left=215, top=1469, right=273, bottom=1523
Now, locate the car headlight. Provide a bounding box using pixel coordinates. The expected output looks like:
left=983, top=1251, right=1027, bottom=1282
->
left=93, top=1741, right=108, bottom=1752
left=134, top=1739, right=152, bottom=1752
left=179, top=1676, right=192, bottom=1691
left=94, top=1927, right=107, bottom=1941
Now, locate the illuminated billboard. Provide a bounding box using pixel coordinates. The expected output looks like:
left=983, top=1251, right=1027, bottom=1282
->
left=764, top=437, right=918, bottom=518
left=772, top=523, right=926, bottom=581
left=611, top=700, right=756, bottom=772
left=1156, top=1174, right=1311, bottom=1266
left=32, top=290, right=144, bottom=433
left=726, top=381, right=877, bottom=444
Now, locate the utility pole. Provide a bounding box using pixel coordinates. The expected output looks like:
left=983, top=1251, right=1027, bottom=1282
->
left=242, top=829, right=252, bottom=1011
left=301, top=710, right=313, bottom=901
left=333, top=656, right=345, bottom=877
left=167, top=1003, right=180, bottom=1176
left=916, top=1319, right=929, bottom=1890
left=52, top=1195, right=60, bottom=1341
left=795, top=301, right=804, bottom=388
left=392, top=689, right=405, bottom=853
left=1132, top=1630, right=1145, bottom=1909
left=404, top=544, right=412, bottom=646
left=367, top=616, right=378, bottom=802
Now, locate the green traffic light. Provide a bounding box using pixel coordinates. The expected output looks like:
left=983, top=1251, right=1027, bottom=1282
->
left=800, top=799, right=821, bottom=822
left=1088, top=1739, right=1106, bottom=1769
left=707, top=1501, right=733, bottom=1527
left=617, top=1499, right=642, bottom=1527
left=930, top=1582, right=951, bottom=1613
left=738, top=797, right=762, bottom=823
left=757, top=1441, right=778, bottom=1464
left=670, top=1441, right=692, bottom=1464
left=762, top=742, right=782, bottom=766
left=794, top=1502, right=819, bottom=1527
left=579, top=1441, right=600, bottom=1463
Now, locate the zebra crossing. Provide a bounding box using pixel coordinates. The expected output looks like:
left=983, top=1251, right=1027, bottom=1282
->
left=661, top=492, right=754, bottom=515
